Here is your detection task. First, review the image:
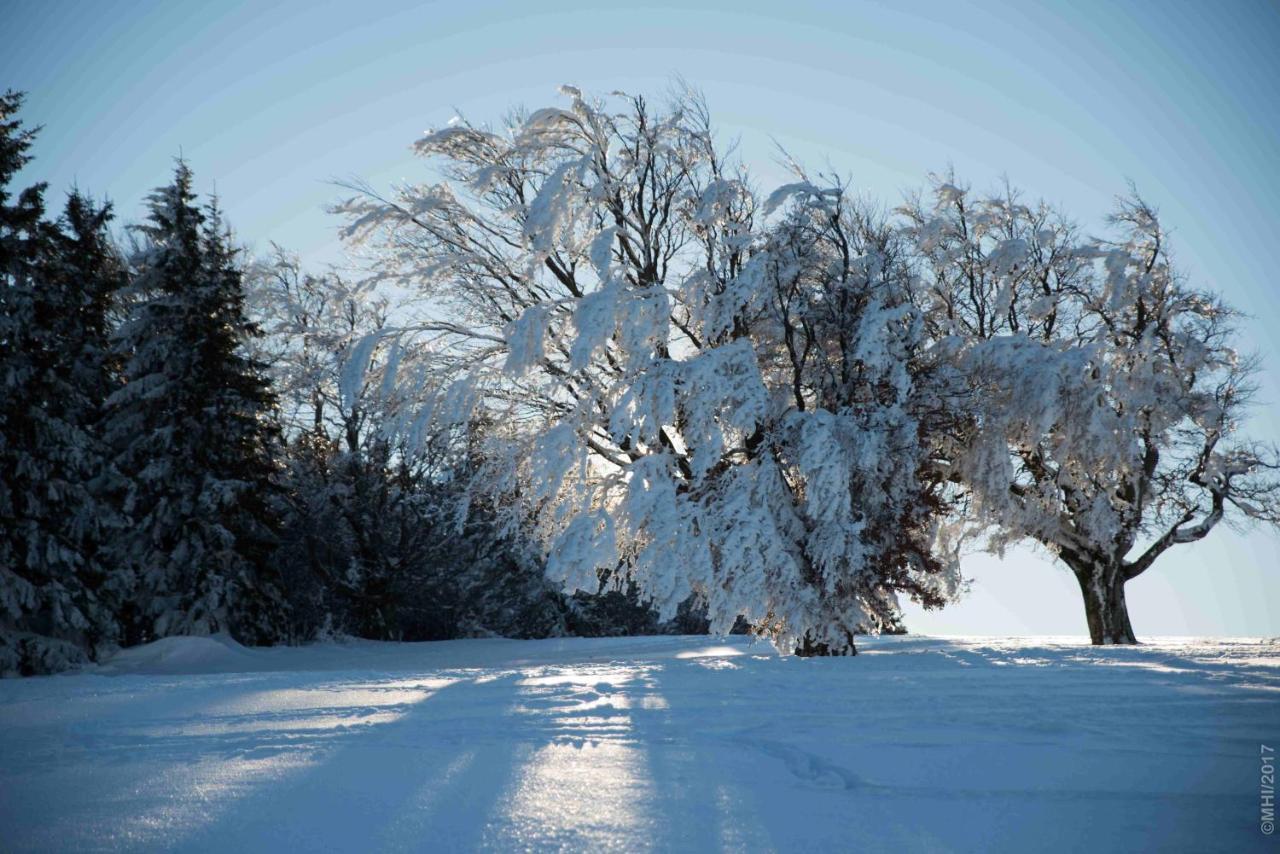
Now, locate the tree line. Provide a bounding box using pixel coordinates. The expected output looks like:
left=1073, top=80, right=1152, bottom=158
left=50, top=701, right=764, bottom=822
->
left=335, top=85, right=1279, bottom=653
left=3, top=85, right=1277, bottom=673
left=0, top=91, right=695, bottom=676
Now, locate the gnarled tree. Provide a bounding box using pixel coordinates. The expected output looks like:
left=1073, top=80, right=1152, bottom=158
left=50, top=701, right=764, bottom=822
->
left=338, top=88, right=961, bottom=653
left=902, top=177, right=1280, bottom=643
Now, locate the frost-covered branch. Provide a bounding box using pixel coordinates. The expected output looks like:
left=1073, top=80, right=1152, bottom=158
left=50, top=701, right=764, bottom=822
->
left=338, top=87, right=963, bottom=653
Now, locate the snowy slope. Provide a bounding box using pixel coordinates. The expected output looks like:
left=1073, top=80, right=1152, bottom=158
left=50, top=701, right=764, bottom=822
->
left=0, top=634, right=1276, bottom=853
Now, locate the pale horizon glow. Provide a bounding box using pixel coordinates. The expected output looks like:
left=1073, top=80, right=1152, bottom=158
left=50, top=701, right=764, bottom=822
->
left=4, top=0, right=1277, bottom=637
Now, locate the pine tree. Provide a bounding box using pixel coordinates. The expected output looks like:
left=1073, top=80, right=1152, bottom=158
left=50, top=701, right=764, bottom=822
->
left=40, top=192, right=131, bottom=655
left=106, top=163, right=287, bottom=646
left=0, top=93, right=125, bottom=674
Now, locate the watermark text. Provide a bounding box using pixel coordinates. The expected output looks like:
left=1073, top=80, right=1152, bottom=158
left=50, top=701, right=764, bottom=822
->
left=1262, top=744, right=1275, bottom=835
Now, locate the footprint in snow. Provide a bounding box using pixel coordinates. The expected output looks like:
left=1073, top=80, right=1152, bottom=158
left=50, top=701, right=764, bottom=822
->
left=739, top=737, right=870, bottom=791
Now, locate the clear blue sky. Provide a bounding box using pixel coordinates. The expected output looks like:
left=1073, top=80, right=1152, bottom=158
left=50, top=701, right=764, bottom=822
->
left=5, top=0, right=1278, bottom=636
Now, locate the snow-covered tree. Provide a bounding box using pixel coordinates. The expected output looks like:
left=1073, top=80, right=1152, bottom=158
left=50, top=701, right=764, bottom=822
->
left=250, top=248, right=429, bottom=452
left=250, top=251, right=570, bottom=642
left=34, top=192, right=132, bottom=648
left=902, top=177, right=1280, bottom=643
left=105, top=164, right=287, bottom=645
left=744, top=183, right=964, bottom=649
left=338, top=87, right=961, bottom=653
left=0, top=92, right=126, bottom=674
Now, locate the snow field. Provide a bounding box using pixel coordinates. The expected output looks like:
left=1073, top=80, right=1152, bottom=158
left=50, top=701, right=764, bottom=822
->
left=1, top=634, right=1277, bottom=852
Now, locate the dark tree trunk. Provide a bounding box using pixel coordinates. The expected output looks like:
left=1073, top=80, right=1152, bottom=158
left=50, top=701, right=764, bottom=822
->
left=794, top=630, right=858, bottom=657
left=1071, top=559, right=1137, bottom=645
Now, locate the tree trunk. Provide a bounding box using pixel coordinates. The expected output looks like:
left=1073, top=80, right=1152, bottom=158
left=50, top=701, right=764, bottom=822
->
left=794, top=630, right=857, bottom=656
left=1072, top=560, right=1138, bottom=645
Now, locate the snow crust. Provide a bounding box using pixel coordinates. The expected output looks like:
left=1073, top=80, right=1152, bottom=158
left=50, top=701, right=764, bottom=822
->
left=1, top=634, right=1276, bottom=852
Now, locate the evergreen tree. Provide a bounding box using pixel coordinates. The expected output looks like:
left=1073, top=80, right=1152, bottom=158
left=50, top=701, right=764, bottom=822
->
left=39, top=191, right=131, bottom=653
left=106, top=163, right=287, bottom=645
left=0, top=93, right=124, bottom=674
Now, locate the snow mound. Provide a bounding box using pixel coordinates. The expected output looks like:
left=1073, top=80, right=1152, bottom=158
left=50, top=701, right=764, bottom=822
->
left=98, top=633, right=257, bottom=675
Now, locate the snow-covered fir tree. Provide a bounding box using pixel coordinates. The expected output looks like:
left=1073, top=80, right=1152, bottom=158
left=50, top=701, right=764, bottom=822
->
left=33, top=192, right=132, bottom=652
left=105, top=163, right=287, bottom=645
left=901, top=176, right=1280, bottom=643
left=337, top=87, right=962, bottom=653
left=0, top=93, right=126, bottom=674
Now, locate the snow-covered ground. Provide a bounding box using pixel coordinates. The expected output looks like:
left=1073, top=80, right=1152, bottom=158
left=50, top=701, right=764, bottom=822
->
left=0, top=634, right=1276, bottom=853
